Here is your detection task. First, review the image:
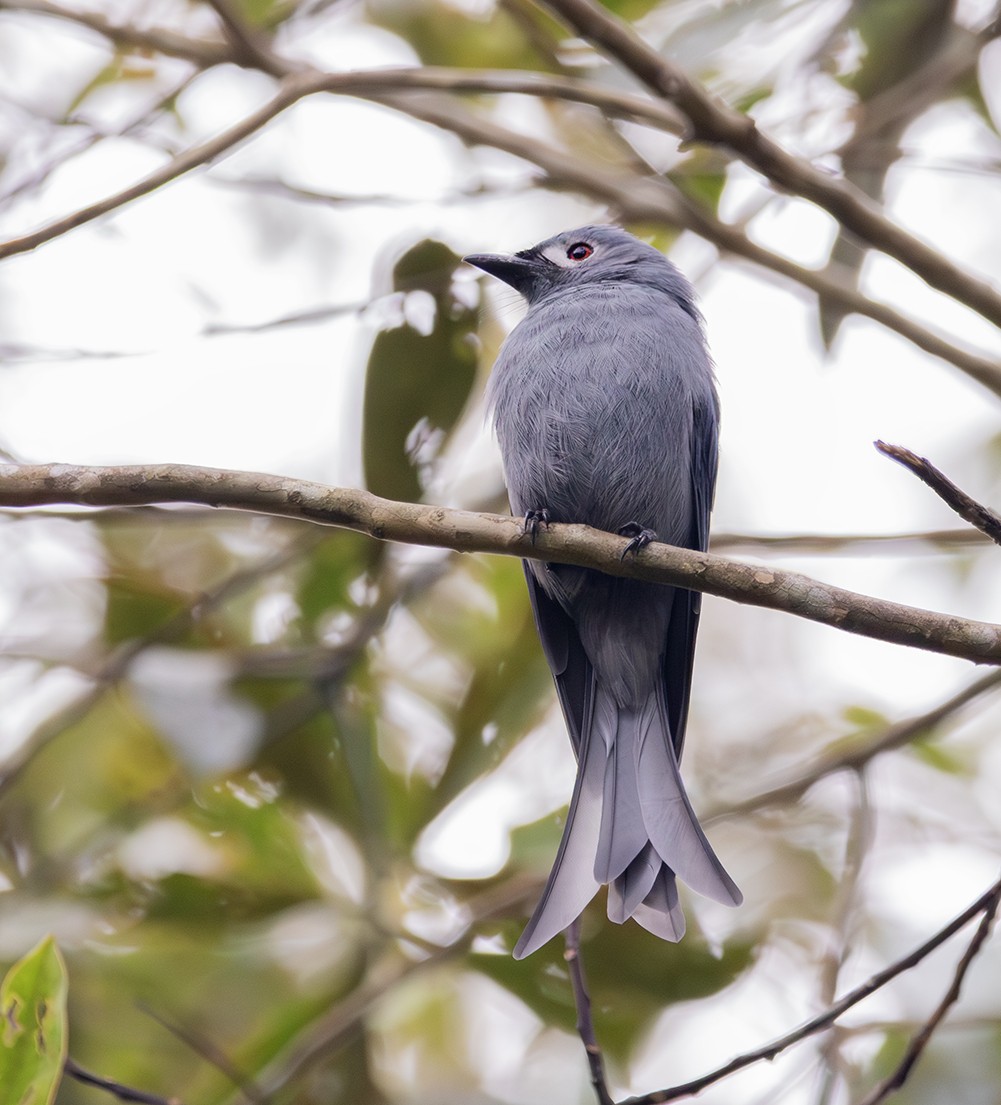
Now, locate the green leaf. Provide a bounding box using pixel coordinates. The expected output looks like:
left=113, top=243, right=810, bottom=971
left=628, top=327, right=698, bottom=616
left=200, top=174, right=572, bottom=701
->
left=667, top=148, right=730, bottom=215
left=104, top=577, right=187, bottom=645
left=362, top=239, right=478, bottom=504
left=295, top=532, right=377, bottom=631
left=910, top=737, right=969, bottom=775
left=0, top=936, right=69, bottom=1105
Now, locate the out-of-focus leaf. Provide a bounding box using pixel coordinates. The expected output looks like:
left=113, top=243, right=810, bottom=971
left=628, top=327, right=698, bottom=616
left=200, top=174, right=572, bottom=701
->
left=910, top=736, right=970, bottom=775
left=363, top=239, right=478, bottom=504
left=473, top=904, right=755, bottom=1062
left=65, top=53, right=156, bottom=117
left=365, top=0, right=565, bottom=70
left=842, top=704, right=890, bottom=731
left=815, top=0, right=957, bottom=346
left=185, top=773, right=322, bottom=899
left=0, top=936, right=68, bottom=1105
left=668, top=147, right=730, bottom=215
left=104, top=576, right=187, bottom=645
left=425, top=558, right=553, bottom=805
left=835, top=0, right=955, bottom=101
left=295, top=531, right=376, bottom=631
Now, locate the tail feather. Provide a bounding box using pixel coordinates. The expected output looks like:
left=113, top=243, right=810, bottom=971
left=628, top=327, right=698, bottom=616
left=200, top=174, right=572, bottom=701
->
left=595, top=692, right=648, bottom=884
left=607, top=842, right=659, bottom=922
left=512, top=721, right=604, bottom=960
left=632, top=867, right=686, bottom=941
left=636, top=684, right=742, bottom=907
left=514, top=679, right=739, bottom=958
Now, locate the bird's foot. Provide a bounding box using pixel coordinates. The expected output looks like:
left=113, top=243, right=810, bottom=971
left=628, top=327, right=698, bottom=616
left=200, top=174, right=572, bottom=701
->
left=618, top=521, right=657, bottom=559
left=522, top=508, right=550, bottom=544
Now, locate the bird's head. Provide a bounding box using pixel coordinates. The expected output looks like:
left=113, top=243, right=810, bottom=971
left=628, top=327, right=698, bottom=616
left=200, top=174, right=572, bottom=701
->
left=464, top=225, right=698, bottom=317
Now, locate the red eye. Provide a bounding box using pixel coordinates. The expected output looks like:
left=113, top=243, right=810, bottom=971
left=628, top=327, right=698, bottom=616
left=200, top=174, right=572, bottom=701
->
left=566, top=242, right=593, bottom=261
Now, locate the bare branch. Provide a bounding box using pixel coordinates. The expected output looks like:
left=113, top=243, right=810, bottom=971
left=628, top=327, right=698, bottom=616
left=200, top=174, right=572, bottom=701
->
left=623, top=874, right=1001, bottom=1105
left=64, top=1058, right=182, bottom=1105
left=853, top=881, right=1001, bottom=1105
left=5, top=1, right=1000, bottom=395
left=375, top=92, right=1001, bottom=399
left=709, top=667, right=1001, bottom=823
left=535, top=0, right=1001, bottom=331
left=876, top=441, right=1001, bottom=545
left=565, top=920, right=615, bottom=1105
left=201, top=0, right=282, bottom=72
left=1, top=463, right=1001, bottom=664
left=0, top=72, right=317, bottom=261
left=2, top=0, right=230, bottom=66
left=710, top=529, right=990, bottom=555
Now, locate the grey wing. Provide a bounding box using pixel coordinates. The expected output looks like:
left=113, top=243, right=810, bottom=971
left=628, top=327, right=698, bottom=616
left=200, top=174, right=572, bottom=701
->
left=523, top=567, right=594, bottom=759
left=661, top=390, right=719, bottom=760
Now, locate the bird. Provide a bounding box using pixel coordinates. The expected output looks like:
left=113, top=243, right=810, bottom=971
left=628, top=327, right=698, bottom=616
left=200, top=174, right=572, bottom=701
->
left=464, top=225, right=741, bottom=959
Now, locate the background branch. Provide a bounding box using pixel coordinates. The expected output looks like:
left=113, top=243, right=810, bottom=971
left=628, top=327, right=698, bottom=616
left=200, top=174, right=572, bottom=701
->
left=536, top=0, right=1001, bottom=331
left=624, top=874, right=1001, bottom=1105
left=876, top=440, right=1001, bottom=545
left=853, top=881, right=1001, bottom=1105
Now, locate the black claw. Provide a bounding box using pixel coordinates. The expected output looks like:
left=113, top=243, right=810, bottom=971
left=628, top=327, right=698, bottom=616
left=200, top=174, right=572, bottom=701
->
left=522, top=508, right=550, bottom=544
left=618, top=521, right=657, bottom=559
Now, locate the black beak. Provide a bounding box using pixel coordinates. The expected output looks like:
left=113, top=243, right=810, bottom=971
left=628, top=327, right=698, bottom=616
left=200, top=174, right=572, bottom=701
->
left=463, top=251, right=543, bottom=296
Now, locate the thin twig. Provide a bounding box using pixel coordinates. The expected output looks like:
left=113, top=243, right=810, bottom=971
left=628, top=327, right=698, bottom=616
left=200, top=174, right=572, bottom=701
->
left=565, top=919, right=615, bottom=1105
left=2, top=463, right=1001, bottom=663
left=814, top=772, right=874, bottom=1105
left=876, top=441, right=1001, bottom=546
left=710, top=529, right=989, bottom=555
left=535, top=0, right=1001, bottom=331
left=853, top=880, right=1001, bottom=1105
left=708, top=667, right=1001, bottom=823
left=2, top=0, right=230, bottom=66
left=201, top=0, right=281, bottom=72
left=0, top=72, right=319, bottom=261
left=64, top=1057, right=182, bottom=1105
left=622, top=874, right=1001, bottom=1105
left=136, top=1004, right=266, bottom=1104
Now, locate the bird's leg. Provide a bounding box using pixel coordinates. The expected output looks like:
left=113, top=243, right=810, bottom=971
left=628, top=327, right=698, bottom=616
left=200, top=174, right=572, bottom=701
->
left=522, top=508, right=550, bottom=544
left=618, top=521, right=657, bottom=559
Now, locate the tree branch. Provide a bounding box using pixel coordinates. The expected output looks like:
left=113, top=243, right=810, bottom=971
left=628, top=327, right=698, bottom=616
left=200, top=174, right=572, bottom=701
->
left=876, top=441, right=1001, bottom=545
left=623, top=874, right=1001, bottom=1105
left=2, top=0, right=231, bottom=66
left=64, top=1058, right=182, bottom=1105
left=536, top=0, right=1001, bottom=332
left=375, top=91, right=1001, bottom=399
left=2, top=462, right=1001, bottom=664
left=708, top=667, right=1001, bottom=823
left=565, top=919, right=614, bottom=1105
left=0, top=72, right=317, bottom=261
left=853, top=880, right=1001, bottom=1105
left=2, top=13, right=998, bottom=399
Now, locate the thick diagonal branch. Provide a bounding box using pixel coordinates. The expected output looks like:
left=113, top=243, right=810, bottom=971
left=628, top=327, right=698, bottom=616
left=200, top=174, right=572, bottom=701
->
left=536, top=0, right=1001, bottom=331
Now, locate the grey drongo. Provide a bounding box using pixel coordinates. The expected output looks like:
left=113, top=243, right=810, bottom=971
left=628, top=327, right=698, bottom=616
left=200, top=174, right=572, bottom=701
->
left=465, top=225, right=741, bottom=959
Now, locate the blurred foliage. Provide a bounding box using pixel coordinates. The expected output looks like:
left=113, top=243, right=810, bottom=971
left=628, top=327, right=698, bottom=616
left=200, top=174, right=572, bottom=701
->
left=363, top=239, right=479, bottom=504
left=2, top=0, right=1001, bottom=1103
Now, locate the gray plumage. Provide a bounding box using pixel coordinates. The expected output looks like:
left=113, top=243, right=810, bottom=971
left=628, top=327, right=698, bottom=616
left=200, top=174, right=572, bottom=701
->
left=465, top=226, right=741, bottom=959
